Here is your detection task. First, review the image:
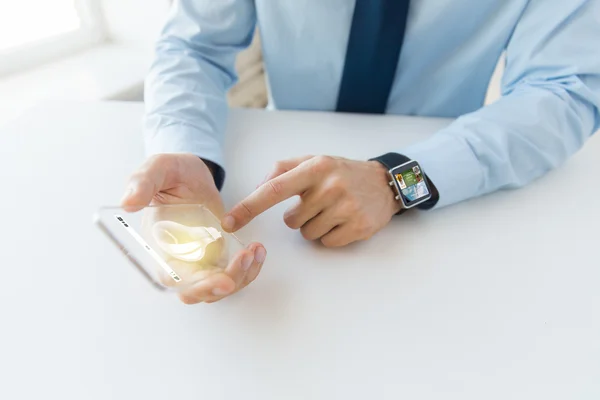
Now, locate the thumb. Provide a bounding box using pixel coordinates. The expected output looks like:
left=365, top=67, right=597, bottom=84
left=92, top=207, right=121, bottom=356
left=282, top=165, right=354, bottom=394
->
left=120, top=178, right=156, bottom=212
left=121, top=155, right=171, bottom=211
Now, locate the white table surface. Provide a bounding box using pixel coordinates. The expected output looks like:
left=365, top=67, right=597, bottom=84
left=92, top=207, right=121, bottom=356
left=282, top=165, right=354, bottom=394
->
left=0, top=101, right=598, bottom=400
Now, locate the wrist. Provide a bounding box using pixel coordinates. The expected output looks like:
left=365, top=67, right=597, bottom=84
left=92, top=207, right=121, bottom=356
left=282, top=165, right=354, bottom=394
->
left=369, top=161, right=402, bottom=216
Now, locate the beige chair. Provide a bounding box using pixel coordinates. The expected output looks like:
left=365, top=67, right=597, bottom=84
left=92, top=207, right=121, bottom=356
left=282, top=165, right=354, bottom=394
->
left=228, top=32, right=268, bottom=108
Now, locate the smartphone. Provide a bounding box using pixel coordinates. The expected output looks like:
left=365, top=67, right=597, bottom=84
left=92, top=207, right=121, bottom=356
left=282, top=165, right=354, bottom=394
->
left=94, top=204, right=245, bottom=292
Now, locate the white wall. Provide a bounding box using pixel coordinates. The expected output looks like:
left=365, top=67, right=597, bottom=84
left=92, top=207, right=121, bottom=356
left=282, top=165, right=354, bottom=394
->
left=101, top=0, right=170, bottom=49
left=97, top=0, right=172, bottom=100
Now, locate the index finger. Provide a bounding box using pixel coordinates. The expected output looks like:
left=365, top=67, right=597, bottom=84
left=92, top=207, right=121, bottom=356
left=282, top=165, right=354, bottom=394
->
left=222, top=163, right=316, bottom=231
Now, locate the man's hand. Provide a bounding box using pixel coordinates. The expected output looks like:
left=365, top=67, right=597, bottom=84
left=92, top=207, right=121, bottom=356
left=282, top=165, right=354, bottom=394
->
left=221, top=156, right=401, bottom=247
left=121, top=153, right=267, bottom=304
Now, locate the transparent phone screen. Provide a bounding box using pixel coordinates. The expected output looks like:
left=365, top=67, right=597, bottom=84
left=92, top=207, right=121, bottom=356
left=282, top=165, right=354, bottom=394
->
left=95, top=204, right=245, bottom=292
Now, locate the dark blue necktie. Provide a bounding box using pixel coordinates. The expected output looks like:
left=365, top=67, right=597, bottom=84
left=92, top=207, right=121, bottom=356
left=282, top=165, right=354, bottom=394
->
left=336, top=0, right=411, bottom=114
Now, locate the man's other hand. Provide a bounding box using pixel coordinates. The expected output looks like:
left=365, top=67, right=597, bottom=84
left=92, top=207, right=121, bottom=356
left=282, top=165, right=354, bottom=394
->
left=221, top=156, right=401, bottom=247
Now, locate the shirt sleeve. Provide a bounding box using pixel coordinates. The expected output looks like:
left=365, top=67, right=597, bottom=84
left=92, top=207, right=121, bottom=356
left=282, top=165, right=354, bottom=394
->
left=144, top=0, right=257, bottom=187
left=400, top=0, right=600, bottom=209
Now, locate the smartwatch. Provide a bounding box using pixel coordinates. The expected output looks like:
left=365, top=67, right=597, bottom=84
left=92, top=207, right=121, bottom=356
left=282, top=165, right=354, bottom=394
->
left=370, top=153, right=439, bottom=213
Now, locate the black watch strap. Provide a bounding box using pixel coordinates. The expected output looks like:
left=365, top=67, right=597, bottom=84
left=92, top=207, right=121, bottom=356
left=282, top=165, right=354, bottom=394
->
left=200, top=158, right=225, bottom=191
left=370, top=152, right=440, bottom=212
left=371, top=152, right=412, bottom=171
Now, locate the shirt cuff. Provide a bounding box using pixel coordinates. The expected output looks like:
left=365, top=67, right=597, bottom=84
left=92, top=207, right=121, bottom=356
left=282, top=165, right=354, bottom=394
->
left=145, top=124, right=226, bottom=190
left=400, top=132, right=484, bottom=209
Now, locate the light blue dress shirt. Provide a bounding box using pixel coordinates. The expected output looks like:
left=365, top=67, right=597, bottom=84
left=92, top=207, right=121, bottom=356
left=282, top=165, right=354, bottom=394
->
left=145, top=0, right=600, bottom=208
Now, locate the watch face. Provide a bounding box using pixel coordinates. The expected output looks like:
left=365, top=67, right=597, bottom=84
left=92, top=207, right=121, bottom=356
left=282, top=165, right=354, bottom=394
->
left=390, top=161, right=431, bottom=207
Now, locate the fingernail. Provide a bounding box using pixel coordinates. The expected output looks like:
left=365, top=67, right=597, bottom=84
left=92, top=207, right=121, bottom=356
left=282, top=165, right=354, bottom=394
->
left=212, top=287, right=231, bottom=296
left=120, top=187, right=134, bottom=204
left=222, top=215, right=235, bottom=231
left=254, top=246, right=266, bottom=264
left=242, top=252, right=254, bottom=271
left=123, top=186, right=133, bottom=197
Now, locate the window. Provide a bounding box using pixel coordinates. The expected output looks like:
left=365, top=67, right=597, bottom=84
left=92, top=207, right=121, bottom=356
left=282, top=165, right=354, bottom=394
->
left=0, top=0, right=106, bottom=77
